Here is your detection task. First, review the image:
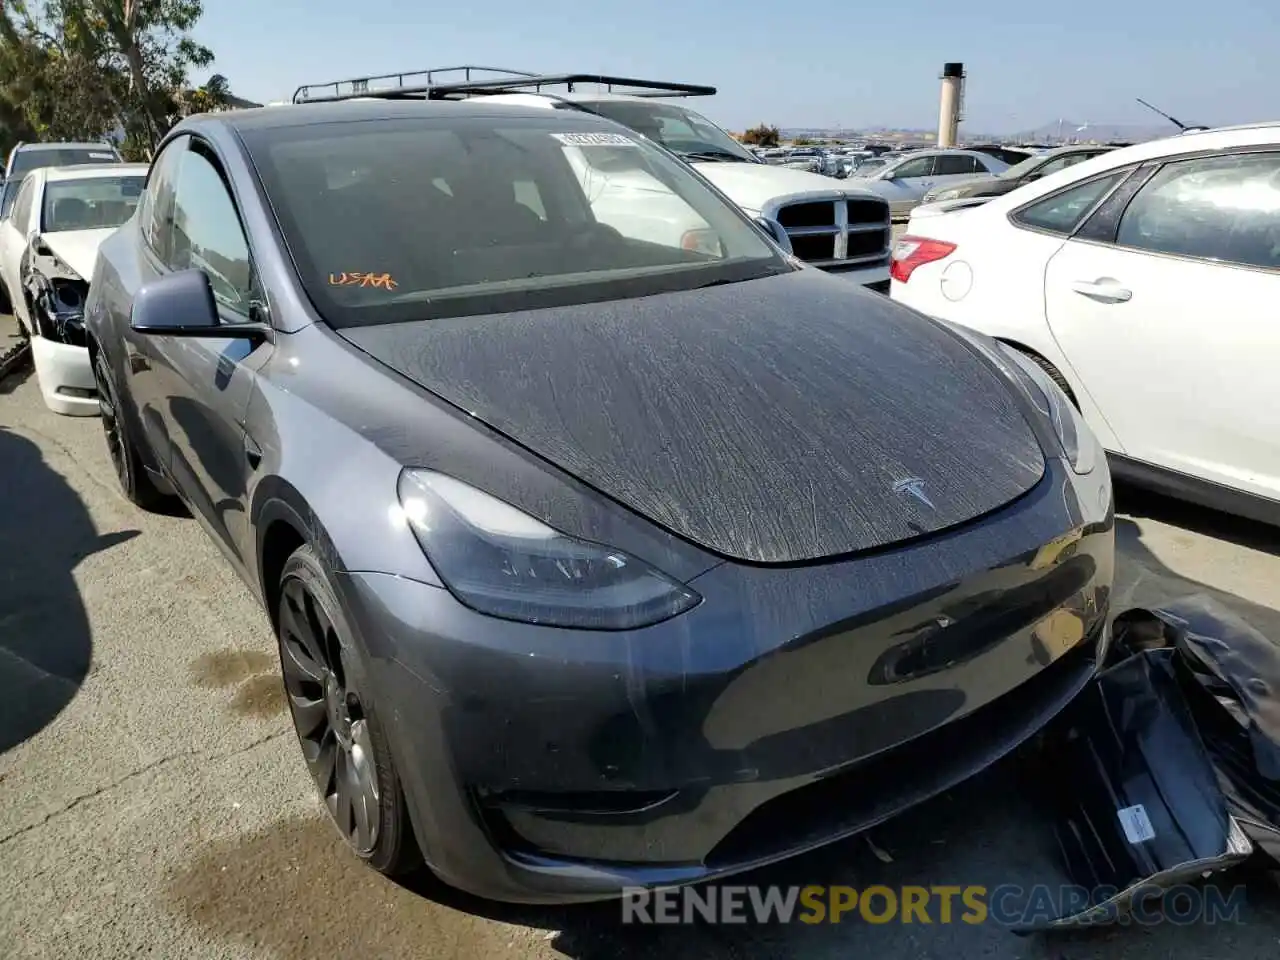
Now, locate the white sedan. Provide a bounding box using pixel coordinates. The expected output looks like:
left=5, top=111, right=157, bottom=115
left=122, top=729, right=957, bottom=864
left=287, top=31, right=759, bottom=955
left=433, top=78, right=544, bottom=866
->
left=890, top=123, right=1280, bottom=523
left=0, top=163, right=149, bottom=414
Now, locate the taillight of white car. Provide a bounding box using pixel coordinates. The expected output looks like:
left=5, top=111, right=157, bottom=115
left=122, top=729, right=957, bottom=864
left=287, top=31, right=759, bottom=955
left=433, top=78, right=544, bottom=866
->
left=890, top=236, right=957, bottom=283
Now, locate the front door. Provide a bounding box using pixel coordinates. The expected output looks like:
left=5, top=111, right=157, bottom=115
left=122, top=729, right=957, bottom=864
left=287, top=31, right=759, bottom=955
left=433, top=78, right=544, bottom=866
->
left=132, top=137, right=271, bottom=570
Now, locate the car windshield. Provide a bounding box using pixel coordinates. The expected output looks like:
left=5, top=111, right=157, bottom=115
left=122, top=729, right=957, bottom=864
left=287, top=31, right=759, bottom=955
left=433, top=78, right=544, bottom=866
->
left=577, top=101, right=758, bottom=163
left=41, top=175, right=146, bottom=232
left=244, top=118, right=789, bottom=328
left=9, top=147, right=119, bottom=178
left=1002, top=153, right=1057, bottom=179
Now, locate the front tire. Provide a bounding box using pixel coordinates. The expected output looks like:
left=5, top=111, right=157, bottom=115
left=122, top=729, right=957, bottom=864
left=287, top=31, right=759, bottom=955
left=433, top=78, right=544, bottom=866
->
left=1015, top=348, right=1079, bottom=408
left=92, top=352, right=168, bottom=510
left=276, top=543, right=421, bottom=877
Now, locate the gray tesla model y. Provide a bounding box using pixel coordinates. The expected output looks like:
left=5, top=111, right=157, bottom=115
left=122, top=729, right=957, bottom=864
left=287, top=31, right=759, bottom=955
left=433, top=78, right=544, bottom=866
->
left=85, top=99, right=1114, bottom=903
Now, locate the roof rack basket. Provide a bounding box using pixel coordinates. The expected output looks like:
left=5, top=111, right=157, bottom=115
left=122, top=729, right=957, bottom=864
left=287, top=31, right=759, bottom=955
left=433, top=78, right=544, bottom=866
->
left=292, top=66, right=715, bottom=104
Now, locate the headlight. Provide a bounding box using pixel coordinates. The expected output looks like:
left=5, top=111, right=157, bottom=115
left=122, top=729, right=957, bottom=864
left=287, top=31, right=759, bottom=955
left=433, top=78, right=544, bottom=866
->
left=997, top=346, right=1097, bottom=475
left=928, top=189, right=961, bottom=202
left=396, top=469, right=701, bottom=630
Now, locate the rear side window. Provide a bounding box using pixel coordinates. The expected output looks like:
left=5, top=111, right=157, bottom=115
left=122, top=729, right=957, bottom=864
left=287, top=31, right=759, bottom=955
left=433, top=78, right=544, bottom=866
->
left=1012, top=172, right=1126, bottom=235
left=140, top=136, right=188, bottom=260
left=1114, top=152, right=1280, bottom=270
left=935, top=155, right=981, bottom=175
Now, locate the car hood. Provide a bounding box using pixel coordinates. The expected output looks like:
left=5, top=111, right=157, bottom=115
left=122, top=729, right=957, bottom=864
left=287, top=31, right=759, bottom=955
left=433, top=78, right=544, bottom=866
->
left=691, top=161, right=876, bottom=212
left=39, top=228, right=116, bottom=279
left=340, top=271, right=1047, bottom=564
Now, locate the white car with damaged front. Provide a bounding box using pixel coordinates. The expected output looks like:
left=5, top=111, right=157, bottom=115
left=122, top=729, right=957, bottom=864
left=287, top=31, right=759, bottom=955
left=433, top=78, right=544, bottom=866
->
left=0, top=163, right=149, bottom=415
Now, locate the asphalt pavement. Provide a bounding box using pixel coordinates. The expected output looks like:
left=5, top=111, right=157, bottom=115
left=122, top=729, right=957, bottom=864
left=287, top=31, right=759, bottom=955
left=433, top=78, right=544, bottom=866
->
left=4, top=349, right=1280, bottom=959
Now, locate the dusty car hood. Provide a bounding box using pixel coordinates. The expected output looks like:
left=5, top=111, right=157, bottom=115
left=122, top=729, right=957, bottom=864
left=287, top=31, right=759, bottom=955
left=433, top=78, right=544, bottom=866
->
left=341, top=271, right=1046, bottom=564
left=40, top=228, right=115, bottom=279
left=691, top=161, right=880, bottom=212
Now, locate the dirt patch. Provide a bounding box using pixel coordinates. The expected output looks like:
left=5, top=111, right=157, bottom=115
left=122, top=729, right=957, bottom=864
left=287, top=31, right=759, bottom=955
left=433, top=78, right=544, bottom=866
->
left=229, top=673, right=287, bottom=718
left=190, top=649, right=286, bottom=719
left=190, top=649, right=276, bottom=688
left=165, top=814, right=589, bottom=960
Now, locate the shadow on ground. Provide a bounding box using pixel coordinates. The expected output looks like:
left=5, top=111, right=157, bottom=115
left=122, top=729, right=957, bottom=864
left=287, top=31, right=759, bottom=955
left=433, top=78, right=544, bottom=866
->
left=164, top=487, right=1280, bottom=959
left=0, top=427, right=138, bottom=753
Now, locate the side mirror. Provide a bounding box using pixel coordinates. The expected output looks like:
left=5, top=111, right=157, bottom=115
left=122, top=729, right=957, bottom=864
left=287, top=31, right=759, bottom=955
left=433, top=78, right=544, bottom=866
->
left=130, top=268, right=271, bottom=344
left=753, top=216, right=793, bottom=255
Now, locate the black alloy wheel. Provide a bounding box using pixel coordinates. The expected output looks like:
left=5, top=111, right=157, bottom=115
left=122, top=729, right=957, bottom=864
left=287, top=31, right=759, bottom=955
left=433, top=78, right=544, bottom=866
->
left=93, top=352, right=166, bottom=509
left=276, top=544, right=419, bottom=875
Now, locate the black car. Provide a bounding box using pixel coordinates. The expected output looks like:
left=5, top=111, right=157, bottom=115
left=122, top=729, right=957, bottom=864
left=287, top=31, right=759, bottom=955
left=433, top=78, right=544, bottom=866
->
left=86, top=97, right=1115, bottom=903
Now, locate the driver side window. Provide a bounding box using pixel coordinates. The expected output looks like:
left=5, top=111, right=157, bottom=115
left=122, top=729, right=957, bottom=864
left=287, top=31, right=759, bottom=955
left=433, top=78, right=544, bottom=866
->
left=166, top=147, right=254, bottom=317
left=11, top=178, right=35, bottom=230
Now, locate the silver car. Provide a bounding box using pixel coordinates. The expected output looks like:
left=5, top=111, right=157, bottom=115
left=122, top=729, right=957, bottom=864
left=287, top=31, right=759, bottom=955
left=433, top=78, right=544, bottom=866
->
left=846, top=149, right=1009, bottom=218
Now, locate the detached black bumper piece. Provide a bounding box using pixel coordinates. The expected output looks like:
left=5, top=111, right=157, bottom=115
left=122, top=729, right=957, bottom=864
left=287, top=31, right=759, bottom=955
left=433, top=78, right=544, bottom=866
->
left=1023, top=595, right=1280, bottom=929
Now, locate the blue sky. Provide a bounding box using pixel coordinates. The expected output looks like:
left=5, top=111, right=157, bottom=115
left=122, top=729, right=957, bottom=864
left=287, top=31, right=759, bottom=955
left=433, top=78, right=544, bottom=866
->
left=191, top=0, right=1277, bottom=133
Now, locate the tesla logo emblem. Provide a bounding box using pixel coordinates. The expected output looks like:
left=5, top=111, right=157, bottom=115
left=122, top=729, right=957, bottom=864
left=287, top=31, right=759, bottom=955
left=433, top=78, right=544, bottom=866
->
left=893, top=477, right=935, bottom=510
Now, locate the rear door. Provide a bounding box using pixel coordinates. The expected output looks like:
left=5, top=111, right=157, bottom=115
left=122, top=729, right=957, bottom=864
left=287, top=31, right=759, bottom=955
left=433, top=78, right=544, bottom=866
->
left=1043, top=149, right=1280, bottom=500
left=933, top=153, right=988, bottom=190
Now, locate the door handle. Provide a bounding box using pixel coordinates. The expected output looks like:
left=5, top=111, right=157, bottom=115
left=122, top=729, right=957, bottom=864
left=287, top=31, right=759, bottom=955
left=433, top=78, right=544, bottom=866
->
left=1070, top=278, right=1132, bottom=304
left=243, top=433, right=262, bottom=471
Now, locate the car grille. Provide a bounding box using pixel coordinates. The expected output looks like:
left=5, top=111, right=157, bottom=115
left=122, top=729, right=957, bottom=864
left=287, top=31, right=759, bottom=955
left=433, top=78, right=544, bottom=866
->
left=772, top=197, right=891, bottom=271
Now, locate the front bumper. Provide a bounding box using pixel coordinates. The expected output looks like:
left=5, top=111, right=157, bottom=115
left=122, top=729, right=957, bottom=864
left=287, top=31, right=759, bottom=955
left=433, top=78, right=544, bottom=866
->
left=339, top=458, right=1114, bottom=903
left=30, top=336, right=97, bottom=416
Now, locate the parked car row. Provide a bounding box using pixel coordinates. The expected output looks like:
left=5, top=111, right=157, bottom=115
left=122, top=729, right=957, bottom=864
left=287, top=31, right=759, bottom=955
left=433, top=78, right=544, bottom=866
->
left=892, top=121, right=1280, bottom=524
left=47, top=69, right=1118, bottom=906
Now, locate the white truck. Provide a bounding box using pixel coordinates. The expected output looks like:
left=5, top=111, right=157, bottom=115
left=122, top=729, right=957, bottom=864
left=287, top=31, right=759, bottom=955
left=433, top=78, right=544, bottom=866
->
left=293, top=68, right=893, bottom=291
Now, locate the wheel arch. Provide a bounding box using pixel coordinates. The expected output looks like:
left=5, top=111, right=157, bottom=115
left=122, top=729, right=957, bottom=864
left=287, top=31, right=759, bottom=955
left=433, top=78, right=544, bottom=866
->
left=252, top=476, right=344, bottom=630
left=993, top=336, right=1079, bottom=403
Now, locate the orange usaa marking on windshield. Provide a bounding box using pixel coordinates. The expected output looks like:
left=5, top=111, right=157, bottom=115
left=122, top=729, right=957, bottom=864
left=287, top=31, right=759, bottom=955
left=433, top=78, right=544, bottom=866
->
left=328, top=272, right=398, bottom=290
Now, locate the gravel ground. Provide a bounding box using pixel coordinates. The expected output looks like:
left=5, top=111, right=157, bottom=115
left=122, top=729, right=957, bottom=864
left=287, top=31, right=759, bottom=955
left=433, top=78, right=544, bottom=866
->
left=4, top=356, right=1280, bottom=960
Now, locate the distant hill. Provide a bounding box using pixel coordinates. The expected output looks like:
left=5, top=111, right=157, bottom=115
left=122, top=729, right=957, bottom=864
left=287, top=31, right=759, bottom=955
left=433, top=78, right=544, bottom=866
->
left=1010, top=121, right=1177, bottom=143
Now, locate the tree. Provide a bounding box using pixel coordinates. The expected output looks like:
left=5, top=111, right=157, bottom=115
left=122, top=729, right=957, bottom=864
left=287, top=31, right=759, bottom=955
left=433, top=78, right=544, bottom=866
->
left=84, top=0, right=213, bottom=149
left=0, top=1, right=214, bottom=159
left=741, top=123, right=781, bottom=147
left=181, top=72, right=230, bottom=115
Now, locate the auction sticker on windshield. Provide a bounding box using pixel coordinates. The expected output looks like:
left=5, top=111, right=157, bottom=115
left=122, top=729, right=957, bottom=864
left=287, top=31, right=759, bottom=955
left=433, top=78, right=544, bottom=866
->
left=89, top=152, right=117, bottom=160
left=551, top=132, right=637, bottom=147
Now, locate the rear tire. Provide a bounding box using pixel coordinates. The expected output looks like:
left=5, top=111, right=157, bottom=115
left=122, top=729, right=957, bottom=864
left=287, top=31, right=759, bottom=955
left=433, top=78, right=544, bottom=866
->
left=92, top=352, right=168, bottom=510
left=276, top=543, right=422, bottom=878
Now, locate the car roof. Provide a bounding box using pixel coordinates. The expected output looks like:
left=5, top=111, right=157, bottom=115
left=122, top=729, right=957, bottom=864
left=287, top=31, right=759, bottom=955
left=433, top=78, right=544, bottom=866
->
left=1089, top=122, right=1280, bottom=169
left=891, top=148, right=993, bottom=160
left=44, top=163, right=148, bottom=182
left=203, top=97, right=610, bottom=134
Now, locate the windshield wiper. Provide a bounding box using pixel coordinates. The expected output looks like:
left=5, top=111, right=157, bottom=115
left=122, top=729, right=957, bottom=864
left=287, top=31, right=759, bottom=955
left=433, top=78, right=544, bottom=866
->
left=680, top=149, right=750, bottom=163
